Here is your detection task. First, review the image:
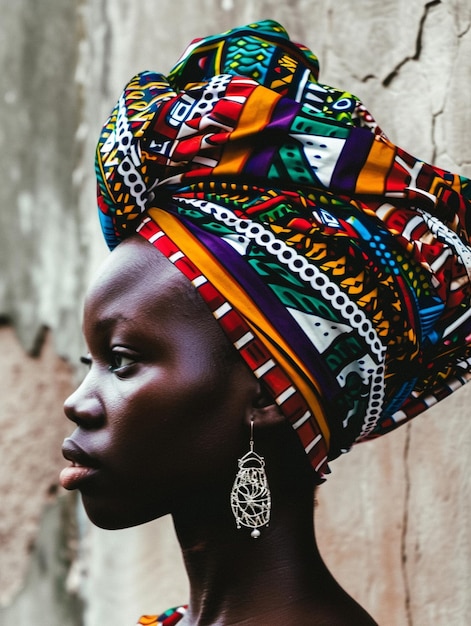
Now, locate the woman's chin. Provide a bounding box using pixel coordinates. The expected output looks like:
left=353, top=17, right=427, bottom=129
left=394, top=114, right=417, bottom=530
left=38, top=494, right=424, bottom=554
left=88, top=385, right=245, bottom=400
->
left=81, top=495, right=168, bottom=530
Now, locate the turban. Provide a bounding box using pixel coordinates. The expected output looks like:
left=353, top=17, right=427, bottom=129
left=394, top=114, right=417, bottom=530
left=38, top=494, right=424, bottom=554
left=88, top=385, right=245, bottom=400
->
left=95, top=20, right=471, bottom=479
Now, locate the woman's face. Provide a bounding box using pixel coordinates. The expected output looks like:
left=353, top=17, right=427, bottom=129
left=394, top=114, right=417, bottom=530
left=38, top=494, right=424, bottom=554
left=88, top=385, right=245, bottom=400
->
left=61, top=236, right=258, bottom=529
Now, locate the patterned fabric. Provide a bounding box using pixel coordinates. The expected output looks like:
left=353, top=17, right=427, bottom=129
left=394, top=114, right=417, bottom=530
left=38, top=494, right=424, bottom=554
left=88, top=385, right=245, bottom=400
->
left=137, top=607, right=186, bottom=625
left=95, top=20, right=471, bottom=478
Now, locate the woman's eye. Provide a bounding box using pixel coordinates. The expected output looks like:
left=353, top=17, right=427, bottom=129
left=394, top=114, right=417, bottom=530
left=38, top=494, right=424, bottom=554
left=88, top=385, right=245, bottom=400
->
left=109, top=351, right=136, bottom=374
left=80, top=355, right=92, bottom=370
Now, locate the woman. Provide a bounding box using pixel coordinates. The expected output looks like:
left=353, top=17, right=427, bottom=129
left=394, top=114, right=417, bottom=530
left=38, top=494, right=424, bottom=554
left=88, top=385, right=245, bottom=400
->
left=61, top=20, right=471, bottom=625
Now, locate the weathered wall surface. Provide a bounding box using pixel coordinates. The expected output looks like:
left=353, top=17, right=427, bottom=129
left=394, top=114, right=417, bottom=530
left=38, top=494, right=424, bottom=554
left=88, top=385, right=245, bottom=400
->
left=0, top=1, right=469, bottom=624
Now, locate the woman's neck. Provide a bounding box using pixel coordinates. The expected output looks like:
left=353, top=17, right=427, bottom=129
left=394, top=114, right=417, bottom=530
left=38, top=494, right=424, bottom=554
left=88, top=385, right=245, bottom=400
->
left=172, top=491, right=377, bottom=626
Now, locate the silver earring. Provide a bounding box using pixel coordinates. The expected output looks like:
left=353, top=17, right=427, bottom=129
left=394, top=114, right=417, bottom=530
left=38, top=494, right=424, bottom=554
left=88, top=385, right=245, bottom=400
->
left=230, top=419, right=271, bottom=538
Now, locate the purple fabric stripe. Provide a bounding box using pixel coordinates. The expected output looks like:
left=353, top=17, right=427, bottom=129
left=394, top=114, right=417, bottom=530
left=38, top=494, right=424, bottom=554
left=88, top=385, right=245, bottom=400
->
left=244, top=98, right=299, bottom=175
left=244, top=147, right=277, bottom=176
left=266, top=96, right=300, bottom=132
left=331, top=127, right=374, bottom=193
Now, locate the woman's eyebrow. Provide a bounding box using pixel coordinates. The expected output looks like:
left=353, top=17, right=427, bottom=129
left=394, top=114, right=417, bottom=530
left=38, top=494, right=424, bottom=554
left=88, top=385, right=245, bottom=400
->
left=91, top=314, right=131, bottom=333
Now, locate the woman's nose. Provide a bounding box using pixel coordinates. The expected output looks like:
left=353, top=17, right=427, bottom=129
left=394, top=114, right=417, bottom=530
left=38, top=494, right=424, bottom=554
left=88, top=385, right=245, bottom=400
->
left=63, top=375, right=104, bottom=428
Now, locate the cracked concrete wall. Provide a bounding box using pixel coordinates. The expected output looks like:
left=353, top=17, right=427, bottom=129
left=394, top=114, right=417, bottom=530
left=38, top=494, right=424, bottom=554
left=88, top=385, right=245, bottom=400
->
left=0, top=0, right=469, bottom=624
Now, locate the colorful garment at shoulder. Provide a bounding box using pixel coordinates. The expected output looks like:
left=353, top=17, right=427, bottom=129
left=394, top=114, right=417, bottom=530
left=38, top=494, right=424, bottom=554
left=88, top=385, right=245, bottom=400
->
left=95, top=20, right=471, bottom=479
left=137, top=606, right=186, bottom=625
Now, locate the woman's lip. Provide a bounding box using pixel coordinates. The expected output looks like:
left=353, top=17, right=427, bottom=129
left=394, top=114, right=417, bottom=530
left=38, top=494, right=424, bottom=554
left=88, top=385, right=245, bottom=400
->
left=60, top=437, right=100, bottom=490
left=60, top=465, right=99, bottom=490
left=62, top=437, right=100, bottom=467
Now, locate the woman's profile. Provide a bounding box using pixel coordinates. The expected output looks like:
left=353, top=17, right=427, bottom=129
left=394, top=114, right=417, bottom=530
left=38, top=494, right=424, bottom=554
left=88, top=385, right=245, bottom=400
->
left=60, top=20, right=471, bottom=625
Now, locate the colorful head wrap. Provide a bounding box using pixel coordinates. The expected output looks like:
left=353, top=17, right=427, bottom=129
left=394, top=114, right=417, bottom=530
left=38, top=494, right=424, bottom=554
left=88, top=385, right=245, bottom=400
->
left=95, top=20, right=471, bottom=478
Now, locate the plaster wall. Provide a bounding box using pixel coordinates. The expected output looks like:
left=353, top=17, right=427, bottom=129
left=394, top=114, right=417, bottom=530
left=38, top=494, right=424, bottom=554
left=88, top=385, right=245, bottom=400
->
left=0, top=1, right=469, bottom=624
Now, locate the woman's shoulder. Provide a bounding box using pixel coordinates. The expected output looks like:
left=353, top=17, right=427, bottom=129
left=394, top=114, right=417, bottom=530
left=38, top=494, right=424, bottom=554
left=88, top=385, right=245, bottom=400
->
left=137, top=606, right=187, bottom=625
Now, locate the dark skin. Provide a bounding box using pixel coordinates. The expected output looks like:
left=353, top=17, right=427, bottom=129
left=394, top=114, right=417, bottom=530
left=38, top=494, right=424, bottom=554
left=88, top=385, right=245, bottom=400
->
left=62, top=235, right=377, bottom=626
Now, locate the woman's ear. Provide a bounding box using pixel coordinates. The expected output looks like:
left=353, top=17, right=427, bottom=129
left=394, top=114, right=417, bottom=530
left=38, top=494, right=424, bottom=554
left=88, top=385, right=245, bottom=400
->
left=252, top=381, right=274, bottom=409
left=247, top=382, right=285, bottom=429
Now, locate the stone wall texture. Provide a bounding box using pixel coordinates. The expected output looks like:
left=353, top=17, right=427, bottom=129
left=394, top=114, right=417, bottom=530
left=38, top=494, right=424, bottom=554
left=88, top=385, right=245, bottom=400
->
left=0, top=1, right=469, bottom=625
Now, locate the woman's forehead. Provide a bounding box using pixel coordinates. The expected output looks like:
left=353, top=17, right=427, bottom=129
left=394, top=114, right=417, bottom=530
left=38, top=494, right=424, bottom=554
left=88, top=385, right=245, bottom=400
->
left=85, top=237, right=187, bottom=314
left=83, top=235, right=224, bottom=344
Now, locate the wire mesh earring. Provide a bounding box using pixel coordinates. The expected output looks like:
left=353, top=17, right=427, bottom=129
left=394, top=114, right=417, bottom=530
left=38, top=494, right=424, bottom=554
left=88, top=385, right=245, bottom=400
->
left=230, top=418, right=271, bottom=538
